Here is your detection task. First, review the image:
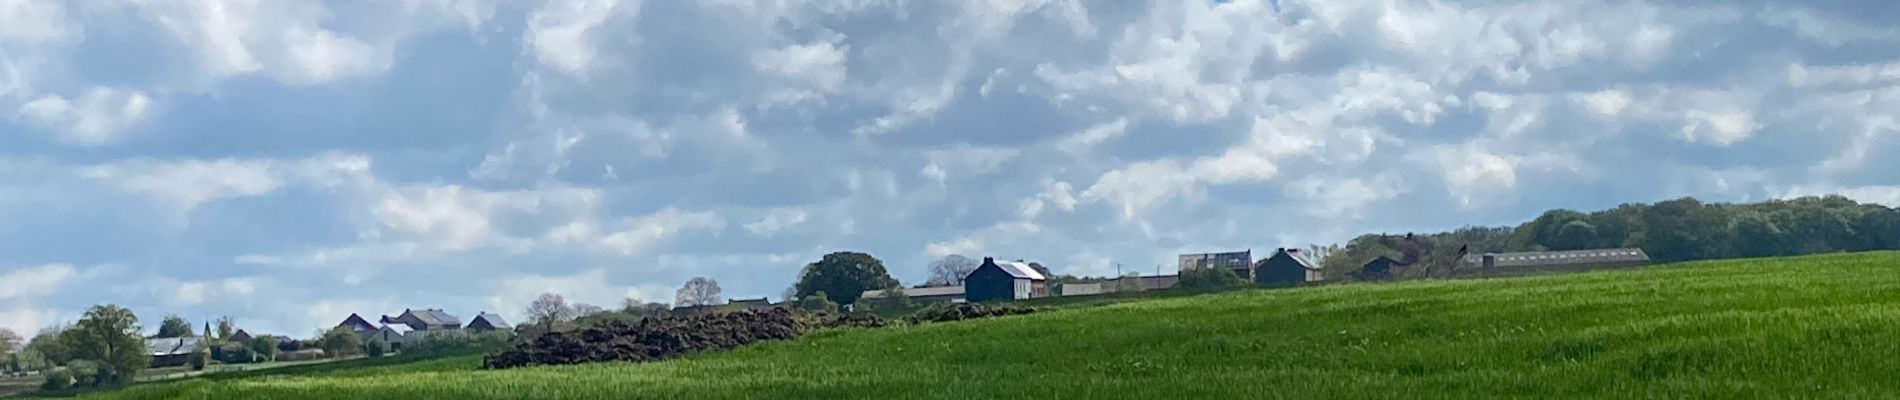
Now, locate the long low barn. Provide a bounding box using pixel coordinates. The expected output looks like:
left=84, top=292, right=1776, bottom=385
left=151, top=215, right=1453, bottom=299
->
left=1458, top=248, right=1651, bottom=276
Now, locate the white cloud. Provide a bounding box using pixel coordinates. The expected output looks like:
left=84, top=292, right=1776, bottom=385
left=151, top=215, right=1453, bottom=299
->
left=1056, top=118, right=1129, bottom=155
left=0, top=0, right=73, bottom=44
left=526, top=0, right=634, bottom=76
left=0, top=264, right=75, bottom=300
left=86, top=158, right=282, bottom=211
left=924, top=237, right=983, bottom=258
left=754, top=38, right=850, bottom=98
left=744, top=208, right=808, bottom=237
left=598, top=208, right=724, bottom=256
left=1425, top=144, right=1519, bottom=207
left=1680, top=110, right=1760, bottom=147
left=18, top=87, right=153, bottom=146
left=1578, top=89, right=1632, bottom=119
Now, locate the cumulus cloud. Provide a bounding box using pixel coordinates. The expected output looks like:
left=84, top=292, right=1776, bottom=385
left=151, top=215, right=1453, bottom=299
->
left=18, top=87, right=152, bottom=146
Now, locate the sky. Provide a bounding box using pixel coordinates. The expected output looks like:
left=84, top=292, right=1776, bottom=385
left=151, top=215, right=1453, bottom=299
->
left=3, top=0, right=1900, bottom=338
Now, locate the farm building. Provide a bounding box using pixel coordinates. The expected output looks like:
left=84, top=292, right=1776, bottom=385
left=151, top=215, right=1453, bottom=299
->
left=1178, top=251, right=1254, bottom=280
left=145, top=336, right=202, bottom=368
left=1357, top=256, right=1402, bottom=281
left=465, top=312, right=511, bottom=332
left=381, top=308, right=463, bottom=341
left=965, top=258, right=1049, bottom=302
left=1458, top=248, right=1651, bottom=276
left=1254, top=248, right=1322, bottom=285
left=335, top=313, right=378, bottom=340
left=227, top=329, right=253, bottom=344
left=860, top=285, right=966, bottom=305
left=728, top=298, right=774, bottom=310
left=370, top=324, right=413, bottom=349
left=1060, top=282, right=1106, bottom=297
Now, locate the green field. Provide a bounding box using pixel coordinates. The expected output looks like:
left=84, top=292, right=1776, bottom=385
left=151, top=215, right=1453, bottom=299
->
left=55, top=252, right=1900, bottom=399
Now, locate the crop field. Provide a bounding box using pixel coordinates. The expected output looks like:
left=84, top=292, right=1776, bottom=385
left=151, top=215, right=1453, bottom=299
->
left=56, top=252, right=1900, bottom=399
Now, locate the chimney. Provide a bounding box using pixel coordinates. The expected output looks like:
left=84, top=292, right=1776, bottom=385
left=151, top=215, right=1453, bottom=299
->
left=983, top=257, right=994, bottom=263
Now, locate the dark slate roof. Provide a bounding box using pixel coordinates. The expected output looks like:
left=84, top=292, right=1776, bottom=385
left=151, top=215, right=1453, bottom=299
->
left=339, top=313, right=376, bottom=332
left=469, top=312, right=511, bottom=329
left=145, top=336, right=202, bottom=356
left=1460, top=248, right=1650, bottom=268
left=410, top=309, right=461, bottom=327
left=1264, top=248, right=1318, bottom=270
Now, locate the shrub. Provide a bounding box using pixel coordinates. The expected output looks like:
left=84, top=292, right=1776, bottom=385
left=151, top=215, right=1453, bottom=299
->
left=795, top=292, right=838, bottom=314
left=318, top=327, right=363, bottom=358
left=364, top=340, right=387, bottom=358
left=189, top=347, right=209, bottom=371
left=1178, top=267, right=1249, bottom=290
left=906, top=303, right=1037, bottom=324
left=405, top=331, right=512, bottom=357
left=40, top=368, right=73, bottom=392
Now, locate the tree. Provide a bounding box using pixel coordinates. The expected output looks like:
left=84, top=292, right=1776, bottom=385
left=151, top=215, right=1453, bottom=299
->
left=0, top=328, right=22, bottom=355
left=571, top=303, right=606, bottom=318
left=924, top=254, right=980, bottom=287
left=1855, top=207, right=1900, bottom=251
left=155, top=314, right=193, bottom=339
left=250, top=336, right=279, bottom=363
left=68, top=305, right=148, bottom=386
left=621, top=298, right=670, bottom=319
left=525, top=292, right=574, bottom=328
left=317, top=327, right=363, bottom=358
left=1732, top=213, right=1791, bottom=258
left=1551, top=220, right=1599, bottom=251
left=675, top=277, right=724, bottom=307
left=793, top=252, right=898, bottom=306
left=26, top=326, right=73, bottom=366
left=214, top=316, right=236, bottom=341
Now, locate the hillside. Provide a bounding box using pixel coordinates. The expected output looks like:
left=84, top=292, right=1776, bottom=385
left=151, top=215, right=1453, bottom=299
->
left=66, top=252, right=1900, bottom=399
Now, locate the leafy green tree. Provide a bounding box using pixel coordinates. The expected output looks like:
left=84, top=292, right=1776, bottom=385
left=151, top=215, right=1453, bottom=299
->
left=1855, top=208, right=1900, bottom=251
left=793, top=251, right=899, bottom=306
left=40, top=368, right=73, bottom=392
left=1732, top=213, right=1791, bottom=258
left=317, top=327, right=363, bottom=358
left=155, top=314, right=193, bottom=338
left=250, top=336, right=280, bottom=363
left=1551, top=220, right=1599, bottom=251
left=67, top=305, right=147, bottom=386
left=26, top=326, right=73, bottom=366
left=214, top=316, right=236, bottom=341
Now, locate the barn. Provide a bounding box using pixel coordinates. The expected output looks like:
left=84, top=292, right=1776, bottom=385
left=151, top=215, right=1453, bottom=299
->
left=465, top=312, right=512, bottom=332
left=1254, top=248, right=1321, bottom=286
left=964, top=257, right=1048, bottom=302
left=1357, top=256, right=1401, bottom=281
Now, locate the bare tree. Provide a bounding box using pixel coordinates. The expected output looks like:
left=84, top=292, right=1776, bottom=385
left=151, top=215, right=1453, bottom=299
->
left=925, top=254, right=980, bottom=287
left=525, top=292, right=574, bottom=327
left=675, top=277, right=724, bottom=307
left=571, top=303, right=606, bottom=318
left=215, top=316, right=236, bottom=340
left=0, top=328, right=21, bottom=353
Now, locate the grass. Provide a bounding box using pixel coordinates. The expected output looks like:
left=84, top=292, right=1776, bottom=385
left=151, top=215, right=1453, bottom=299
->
left=59, top=252, right=1900, bottom=399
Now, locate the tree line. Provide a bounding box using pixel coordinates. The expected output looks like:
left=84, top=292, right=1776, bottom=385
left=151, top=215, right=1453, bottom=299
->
left=1318, top=195, right=1900, bottom=277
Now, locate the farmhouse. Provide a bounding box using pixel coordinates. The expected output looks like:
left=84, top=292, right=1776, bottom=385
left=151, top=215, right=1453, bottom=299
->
left=145, top=336, right=202, bottom=368
left=1178, top=250, right=1254, bottom=280
left=465, top=312, right=511, bottom=332
left=860, top=285, right=967, bottom=305
left=1254, top=248, right=1322, bottom=285
left=965, top=257, right=1048, bottom=302
left=335, top=313, right=378, bottom=340
left=1459, top=248, right=1651, bottom=276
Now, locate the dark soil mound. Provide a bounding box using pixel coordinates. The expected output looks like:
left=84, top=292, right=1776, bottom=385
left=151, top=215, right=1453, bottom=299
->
left=906, top=303, right=1037, bottom=324
left=484, top=308, right=883, bottom=369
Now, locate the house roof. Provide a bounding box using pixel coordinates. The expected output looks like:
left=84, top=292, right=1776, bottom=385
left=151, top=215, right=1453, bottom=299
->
left=404, top=309, right=461, bottom=327
left=469, top=312, right=511, bottom=329
left=1461, top=248, right=1650, bottom=268
left=994, top=260, right=1046, bottom=280
left=380, top=324, right=414, bottom=334
left=339, top=313, right=376, bottom=331
left=145, top=336, right=202, bottom=356
left=1265, top=248, right=1319, bottom=270
left=862, top=285, right=967, bottom=299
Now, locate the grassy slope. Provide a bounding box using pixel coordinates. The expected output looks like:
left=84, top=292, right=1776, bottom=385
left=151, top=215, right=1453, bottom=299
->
left=79, top=252, right=1900, bottom=399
